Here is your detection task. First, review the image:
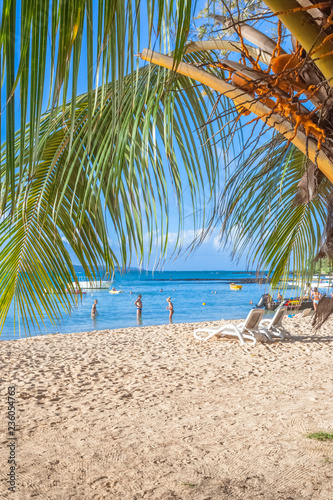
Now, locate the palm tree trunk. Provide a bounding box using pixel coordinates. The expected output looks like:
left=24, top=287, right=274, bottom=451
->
left=141, top=49, right=333, bottom=183
left=263, top=0, right=333, bottom=85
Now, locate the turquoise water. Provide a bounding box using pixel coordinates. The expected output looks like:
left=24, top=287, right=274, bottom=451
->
left=1, top=270, right=276, bottom=341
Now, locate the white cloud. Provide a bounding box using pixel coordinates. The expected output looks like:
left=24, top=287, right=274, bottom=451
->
left=213, top=234, right=221, bottom=250
left=143, top=228, right=224, bottom=249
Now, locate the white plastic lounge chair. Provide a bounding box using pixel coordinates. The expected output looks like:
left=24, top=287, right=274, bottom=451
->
left=259, top=306, right=288, bottom=341
left=294, top=308, right=312, bottom=318
left=193, top=308, right=265, bottom=346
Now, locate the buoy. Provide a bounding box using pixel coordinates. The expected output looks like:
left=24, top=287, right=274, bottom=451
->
left=203, top=302, right=206, bottom=305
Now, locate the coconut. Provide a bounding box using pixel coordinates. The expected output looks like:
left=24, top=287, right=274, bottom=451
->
left=271, top=53, right=298, bottom=74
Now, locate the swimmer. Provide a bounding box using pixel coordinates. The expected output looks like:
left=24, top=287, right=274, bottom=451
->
left=166, top=297, right=174, bottom=323
left=249, top=300, right=253, bottom=305
left=160, top=288, right=163, bottom=292
left=134, top=294, right=142, bottom=316
left=91, top=299, right=98, bottom=317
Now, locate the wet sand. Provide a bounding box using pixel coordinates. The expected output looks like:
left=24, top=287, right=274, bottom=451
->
left=1, top=316, right=333, bottom=499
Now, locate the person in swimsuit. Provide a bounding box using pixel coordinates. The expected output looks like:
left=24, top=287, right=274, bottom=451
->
left=91, top=299, right=98, bottom=317
left=311, top=287, right=322, bottom=311
left=166, top=297, right=174, bottom=323
left=134, top=295, right=142, bottom=316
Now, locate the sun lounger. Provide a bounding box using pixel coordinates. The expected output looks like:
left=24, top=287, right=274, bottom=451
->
left=258, top=306, right=288, bottom=341
left=294, top=308, right=312, bottom=318
left=193, top=308, right=265, bottom=346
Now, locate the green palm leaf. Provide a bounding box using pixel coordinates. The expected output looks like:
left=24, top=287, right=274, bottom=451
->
left=0, top=55, right=230, bottom=334
left=0, top=0, right=197, bottom=215
left=212, top=134, right=330, bottom=288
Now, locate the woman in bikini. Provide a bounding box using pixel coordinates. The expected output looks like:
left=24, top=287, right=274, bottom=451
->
left=166, top=297, right=174, bottom=323
left=311, top=287, right=322, bottom=311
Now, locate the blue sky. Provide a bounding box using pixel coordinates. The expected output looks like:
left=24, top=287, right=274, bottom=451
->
left=1, top=1, right=272, bottom=272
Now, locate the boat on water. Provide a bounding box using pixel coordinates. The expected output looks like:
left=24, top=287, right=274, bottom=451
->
left=287, top=280, right=331, bottom=288
left=109, top=289, right=124, bottom=294
left=72, top=280, right=112, bottom=290
left=230, top=283, right=242, bottom=290
left=257, top=294, right=314, bottom=312
left=284, top=275, right=332, bottom=289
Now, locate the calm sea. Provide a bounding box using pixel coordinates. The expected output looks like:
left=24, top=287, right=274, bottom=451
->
left=1, top=270, right=277, bottom=341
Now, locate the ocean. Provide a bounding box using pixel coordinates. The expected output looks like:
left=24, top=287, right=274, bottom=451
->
left=1, top=269, right=280, bottom=341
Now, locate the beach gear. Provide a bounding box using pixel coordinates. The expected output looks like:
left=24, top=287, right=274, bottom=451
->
left=193, top=308, right=264, bottom=346
left=258, top=306, right=288, bottom=341
left=294, top=308, right=312, bottom=318
left=288, top=308, right=312, bottom=319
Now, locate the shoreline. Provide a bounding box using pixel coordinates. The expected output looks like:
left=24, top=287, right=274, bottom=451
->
left=1, top=317, right=333, bottom=498
left=1, top=315, right=271, bottom=343
left=148, top=278, right=271, bottom=283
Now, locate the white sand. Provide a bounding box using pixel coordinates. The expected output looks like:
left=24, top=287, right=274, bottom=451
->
left=1, top=316, right=333, bottom=499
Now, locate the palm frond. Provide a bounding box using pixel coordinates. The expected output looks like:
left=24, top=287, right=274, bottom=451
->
left=212, top=134, right=330, bottom=287
left=0, top=0, right=197, bottom=214
left=0, top=55, right=231, bottom=333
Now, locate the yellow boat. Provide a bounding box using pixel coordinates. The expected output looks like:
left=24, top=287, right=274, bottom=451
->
left=230, top=283, right=242, bottom=290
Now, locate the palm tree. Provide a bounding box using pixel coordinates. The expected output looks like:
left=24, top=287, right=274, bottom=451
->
left=1, top=0, right=333, bottom=332
left=140, top=0, right=333, bottom=286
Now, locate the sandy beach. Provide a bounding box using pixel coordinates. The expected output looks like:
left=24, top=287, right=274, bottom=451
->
left=1, top=316, right=333, bottom=499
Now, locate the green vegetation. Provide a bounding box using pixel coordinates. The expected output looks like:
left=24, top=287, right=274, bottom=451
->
left=312, top=259, right=333, bottom=275
left=181, top=482, right=197, bottom=488
left=307, top=432, right=333, bottom=442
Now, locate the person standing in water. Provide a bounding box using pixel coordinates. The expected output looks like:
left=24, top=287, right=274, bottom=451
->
left=134, top=295, right=143, bottom=316
left=91, top=299, right=98, bottom=317
left=166, top=297, right=174, bottom=323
